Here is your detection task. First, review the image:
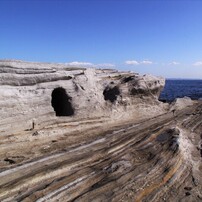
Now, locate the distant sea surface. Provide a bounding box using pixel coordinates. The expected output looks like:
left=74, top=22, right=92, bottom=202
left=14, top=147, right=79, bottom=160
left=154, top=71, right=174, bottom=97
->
left=159, top=79, right=202, bottom=102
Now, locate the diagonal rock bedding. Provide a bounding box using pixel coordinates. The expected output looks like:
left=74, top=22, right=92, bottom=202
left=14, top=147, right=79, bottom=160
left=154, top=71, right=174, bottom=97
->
left=0, top=60, right=201, bottom=202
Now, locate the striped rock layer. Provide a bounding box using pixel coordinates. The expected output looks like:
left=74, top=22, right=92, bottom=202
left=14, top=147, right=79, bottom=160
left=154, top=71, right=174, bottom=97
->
left=0, top=60, right=201, bottom=202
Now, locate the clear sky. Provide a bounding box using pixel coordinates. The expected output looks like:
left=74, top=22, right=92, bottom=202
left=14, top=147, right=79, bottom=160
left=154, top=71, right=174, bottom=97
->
left=1, top=0, right=202, bottom=78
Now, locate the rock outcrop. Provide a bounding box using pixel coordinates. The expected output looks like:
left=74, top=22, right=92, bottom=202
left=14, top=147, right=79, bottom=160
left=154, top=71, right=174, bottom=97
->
left=0, top=60, right=201, bottom=202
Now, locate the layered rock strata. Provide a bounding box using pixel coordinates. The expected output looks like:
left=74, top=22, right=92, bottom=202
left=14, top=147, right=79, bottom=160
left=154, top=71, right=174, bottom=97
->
left=0, top=60, right=201, bottom=202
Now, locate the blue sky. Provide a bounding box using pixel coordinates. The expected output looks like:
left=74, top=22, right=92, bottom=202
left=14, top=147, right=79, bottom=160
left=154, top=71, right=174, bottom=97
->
left=1, top=0, right=202, bottom=78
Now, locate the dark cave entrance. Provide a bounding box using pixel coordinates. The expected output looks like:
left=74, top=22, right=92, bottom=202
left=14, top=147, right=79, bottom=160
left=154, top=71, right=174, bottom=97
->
left=51, top=87, right=74, bottom=116
left=103, top=86, right=120, bottom=103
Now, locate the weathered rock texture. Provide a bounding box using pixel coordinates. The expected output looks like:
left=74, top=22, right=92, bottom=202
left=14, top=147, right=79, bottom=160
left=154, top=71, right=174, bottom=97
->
left=0, top=60, right=201, bottom=202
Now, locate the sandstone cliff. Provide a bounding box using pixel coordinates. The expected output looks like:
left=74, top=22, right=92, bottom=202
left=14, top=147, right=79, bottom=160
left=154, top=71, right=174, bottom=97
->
left=0, top=60, right=201, bottom=202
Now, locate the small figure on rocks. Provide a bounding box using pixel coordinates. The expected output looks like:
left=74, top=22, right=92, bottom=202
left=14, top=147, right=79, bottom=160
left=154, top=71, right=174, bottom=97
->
left=32, top=121, right=35, bottom=130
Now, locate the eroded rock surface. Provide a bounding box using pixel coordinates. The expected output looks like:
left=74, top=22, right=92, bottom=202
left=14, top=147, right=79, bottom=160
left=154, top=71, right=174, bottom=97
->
left=0, top=60, right=201, bottom=202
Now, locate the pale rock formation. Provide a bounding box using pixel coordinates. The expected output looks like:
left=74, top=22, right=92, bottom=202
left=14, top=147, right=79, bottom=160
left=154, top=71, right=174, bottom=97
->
left=0, top=60, right=201, bottom=202
left=0, top=60, right=166, bottom=136
left=170, top=96, right=195, bottom=111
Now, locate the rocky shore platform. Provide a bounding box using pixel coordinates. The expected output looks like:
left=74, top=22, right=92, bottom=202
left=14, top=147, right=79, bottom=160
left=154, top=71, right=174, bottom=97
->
left=0, top=60, right=201, bottom=202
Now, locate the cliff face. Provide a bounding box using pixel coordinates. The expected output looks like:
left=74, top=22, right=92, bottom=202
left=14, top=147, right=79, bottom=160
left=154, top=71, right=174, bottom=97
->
left=0, top=60, right=166, bottom=135
left=0, top=60, right=201, bottom=202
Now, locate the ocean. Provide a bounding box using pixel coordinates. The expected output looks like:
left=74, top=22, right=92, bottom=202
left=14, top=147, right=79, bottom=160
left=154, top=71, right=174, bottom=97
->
left=159, top=79, right=202, bottom=102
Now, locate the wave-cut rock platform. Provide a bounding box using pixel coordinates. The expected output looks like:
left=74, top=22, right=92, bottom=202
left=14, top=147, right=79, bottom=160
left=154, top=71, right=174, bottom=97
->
left=0, top=60, right=201, bottom=202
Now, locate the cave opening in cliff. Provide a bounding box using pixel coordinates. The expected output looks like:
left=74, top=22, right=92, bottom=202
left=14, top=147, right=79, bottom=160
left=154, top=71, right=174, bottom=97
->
left=51, top=87, right=74, bottom=116
left=103, top=86, right=120, bottom=103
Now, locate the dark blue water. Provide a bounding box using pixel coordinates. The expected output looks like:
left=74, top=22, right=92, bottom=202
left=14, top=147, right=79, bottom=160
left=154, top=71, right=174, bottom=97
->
left=159, top=79, right=202, bottom=102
